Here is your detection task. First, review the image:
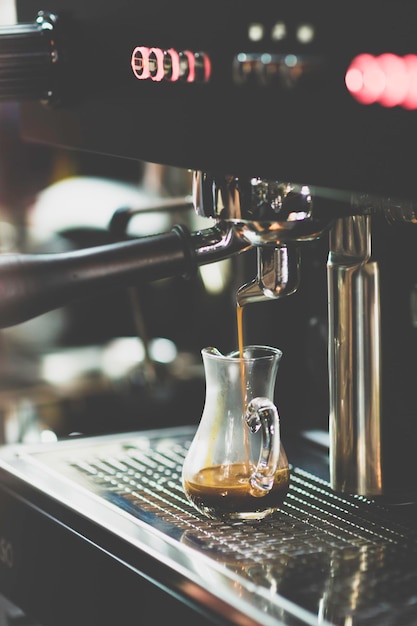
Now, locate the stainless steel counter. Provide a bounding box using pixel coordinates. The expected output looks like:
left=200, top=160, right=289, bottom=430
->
left=0, top=426, right=416, bottom=626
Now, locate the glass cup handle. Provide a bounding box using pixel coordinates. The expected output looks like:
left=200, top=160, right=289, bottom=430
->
left=245, top=396, right=280, bottom=496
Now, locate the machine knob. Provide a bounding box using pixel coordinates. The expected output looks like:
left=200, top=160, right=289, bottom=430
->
left=0, top=11, right=58, bottom=102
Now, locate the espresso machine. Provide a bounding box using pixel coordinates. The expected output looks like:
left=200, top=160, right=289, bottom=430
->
left=1, top=1, right=417, bottom=625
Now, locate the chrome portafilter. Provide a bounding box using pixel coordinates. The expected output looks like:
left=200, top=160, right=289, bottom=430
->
left=192, top=172, right=334, bottom=305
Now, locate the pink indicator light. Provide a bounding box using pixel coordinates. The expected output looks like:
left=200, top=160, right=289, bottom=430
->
left=201, top=52, right=212, bottom=82
left=377, top=53, right=408, bottom=107
left=131, top=46, right=211, bottom=84
left=346, top=53, right=417, bottom=109
left=345, top=53, right=385, bottom=104
left=166, top=48, right=180, bottom=81
left=149, top=47, right=165, bottom=82
left=131, top=46, right=151, bottom=80
left=403, top=54, right=417, bottom=109
left=182, top=50, right=195, bottom=82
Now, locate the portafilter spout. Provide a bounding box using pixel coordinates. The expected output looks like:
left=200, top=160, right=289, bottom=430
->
left=236, top=245, right=301, bottom=308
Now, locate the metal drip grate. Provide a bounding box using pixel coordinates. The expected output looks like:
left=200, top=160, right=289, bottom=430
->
left=59, top=430, right=417, bottom=626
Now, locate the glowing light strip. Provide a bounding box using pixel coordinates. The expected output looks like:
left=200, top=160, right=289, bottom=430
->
left=130, top=45, right=211, bottom=83
left=346, top=53, right=417, bottom=110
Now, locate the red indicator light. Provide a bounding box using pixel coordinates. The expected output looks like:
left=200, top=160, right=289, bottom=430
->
left=346, top=53, right=417, bottom=109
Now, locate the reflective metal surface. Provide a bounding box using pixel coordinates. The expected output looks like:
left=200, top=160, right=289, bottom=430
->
left=193, top=172, right=331, bottom=246
left=1, top=427, right=417, bottom=625
left=328, top=215, right=383, bottom=496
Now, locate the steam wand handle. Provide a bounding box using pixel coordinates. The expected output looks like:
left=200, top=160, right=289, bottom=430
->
left=0, top=224, right=248, bottom=328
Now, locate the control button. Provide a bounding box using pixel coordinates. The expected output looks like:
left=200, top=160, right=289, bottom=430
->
left=149, top=47, right=165, bottom=82
left=164, top=48, right=180, bottom=82
left=233, top=52, right=320, bottom=87
left=131, top=46, right=211, bottom=83
left=131, top=46, right=151, bottom=80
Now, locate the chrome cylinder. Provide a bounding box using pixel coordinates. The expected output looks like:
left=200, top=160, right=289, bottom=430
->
left=327, top=215, right=383, bottom=496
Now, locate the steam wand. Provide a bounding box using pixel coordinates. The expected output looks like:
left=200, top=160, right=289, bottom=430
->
left=0, top=224, right=250, bottom=328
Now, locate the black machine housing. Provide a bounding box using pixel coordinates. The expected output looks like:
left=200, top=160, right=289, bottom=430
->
left=12, top=0, right=417, bottom=200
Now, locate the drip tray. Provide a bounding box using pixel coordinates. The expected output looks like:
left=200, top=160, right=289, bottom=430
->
left=1, top=426, right=417, bottom=626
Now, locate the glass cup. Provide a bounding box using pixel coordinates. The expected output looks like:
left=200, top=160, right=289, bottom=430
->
left=182, top=345, right=290, bottom=521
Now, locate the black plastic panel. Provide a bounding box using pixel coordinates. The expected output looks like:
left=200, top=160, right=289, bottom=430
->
left=12, top=0, right=417, bottom=199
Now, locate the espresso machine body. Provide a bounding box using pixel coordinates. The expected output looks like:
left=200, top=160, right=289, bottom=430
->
left=2, top=2, right=417, bottom=626
left=4, top=0, right=416, bottom=503
left=10, top=0, right=417, bottom=197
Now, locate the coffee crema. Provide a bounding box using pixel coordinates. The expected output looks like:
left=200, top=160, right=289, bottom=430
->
left=183, top=462, right=290, bottom=520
